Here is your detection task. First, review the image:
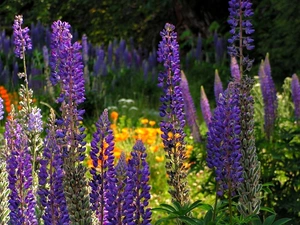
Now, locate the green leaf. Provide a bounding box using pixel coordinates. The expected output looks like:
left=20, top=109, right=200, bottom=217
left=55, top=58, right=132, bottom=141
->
left=272, top=218, right=292, bottom=225
left=204, top=209, right=213, bottom=223
left=179, top=216, right=203, bottom=225
left=249, top=215, right=262, bottom=225
left=154, top=215, right=179, bottom=225
left=260, top=207, right=276, bottom=214
left=263, top=215, right=276, bottom=225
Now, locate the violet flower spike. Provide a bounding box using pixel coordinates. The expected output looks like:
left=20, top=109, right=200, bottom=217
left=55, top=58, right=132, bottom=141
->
left=214, top=69, right=224, bottom=103
left=230, top=56, right=241, bottom=81
left=291, top=74, right=300, bottom=121
left=5, top=118, right=37, bottom=224
left=206, top=82, right=244, bottom=196
left=123, top=140, right=151, bottom=225
left=157, top=23, right=189, bottom=205
left=89, top=109, right=117, bottom=224
left=200, top=86, right=212, bottom=127
left=180, top=70, right=201, bottom=142
left=13, top=15, right=32, bottom=59
left=0, top=97, right=4, bottom=120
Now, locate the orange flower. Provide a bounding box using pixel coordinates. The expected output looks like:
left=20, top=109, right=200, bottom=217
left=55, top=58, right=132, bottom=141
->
left=110, top=111, right=118, bottom=122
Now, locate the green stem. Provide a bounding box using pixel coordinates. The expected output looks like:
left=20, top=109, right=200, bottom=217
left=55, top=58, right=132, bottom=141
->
left=228, top=188, right=233, bottom=225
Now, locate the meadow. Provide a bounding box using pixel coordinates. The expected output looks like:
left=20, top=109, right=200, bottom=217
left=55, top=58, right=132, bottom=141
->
left=0, top=1, right=300, bottom=225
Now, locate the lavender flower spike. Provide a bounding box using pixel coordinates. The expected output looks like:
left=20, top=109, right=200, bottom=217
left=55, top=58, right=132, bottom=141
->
left=258, top=58, right=277, bottom=139
left=157, top=23, right=189, bottom=204
left=13, top=15, right=32, bottom=59
left=123, top=140, right=151, bottom=225
left=228, top=0, right=254, bottom=71
left=0, top=97, right=4, bottom=120
left=89, top=109, right=117, bottom=224
left=28, top=107, right=43, bottom=133
left=180, top=70, right=201, bottom=142
left=207, top=82, right=244, bottom=196
left=230, top=56, right=241, bottom=81
left=5, top=114, right=37, bottom=224
left=214, top=69, right=223, bottom=103
left=200, top=86, right=212, bottom=127
left=291, top=74, right=300, bottom=121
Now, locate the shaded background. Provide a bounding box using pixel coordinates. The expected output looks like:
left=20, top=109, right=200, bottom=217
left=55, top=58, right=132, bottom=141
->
left=1, top=0, right=300, bottom=85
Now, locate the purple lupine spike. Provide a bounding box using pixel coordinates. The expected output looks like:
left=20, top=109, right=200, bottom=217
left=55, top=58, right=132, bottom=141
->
left=5, top=117, right=37, bottom=224
left=215, top=36, right=225, bottom=63
left=3, top=37, right=11, bottom=55
left=115, top=152, right=127, bottom=224
left=143, top=60, right=149, bottom=80
left=230, top=56, right=241, bottom=81
left=157, top=23, right=189, bottom=205
left=82, top=34, right=89, bottom=64
left=13, top=15, right=32, bottom=59
left=93, top=48, right=105, bottom=76
left=38, top=111, right=69, bottom=225
left=180, top=70, right=201, bottom=142
left=0, top=97, right=3, bottom=120
left=291, top=74, right=300, bottom=121
left=264, top=53, right=277, bottom=112
left=123, top=140, right=151, bottom=225
left=89, top=109, right=117, bottom=224
left=200, top=86, right=212, bottom=127
left=195, top=33, right=202, bottom=61
left=49, top=20, right=72, bottom=86
left=214, top=69, right=224, bottom=103
left=28, top=107, right=43, bottom=133
left=207, top=82, right=244, bottom=196
left=43, top=46, right=49, bottom=68
left=133, top=49, right=141, bottom=69
left=107, top=41, right=113, bottom=66
left=258, top=57, right=277, bottom=139
left=228, top=0, right=254, bottom=71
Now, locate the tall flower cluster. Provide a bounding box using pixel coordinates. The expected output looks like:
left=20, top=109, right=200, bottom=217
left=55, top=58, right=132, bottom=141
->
left=200, top=86, right=212, bottom=127
left=291, top=74, right=300, bottom=121
left=89, top=109, right=117, bottom=224
left=38, top=109, right=69, bottom=225
left=228, top=0, right=254, bottom=71
left=12, top=15, right=32, bottom=59
left=49, top=20, right=91, bottom=223
left=230, top=56, right=241, bottom=81
left=207, top=83, right=244, bottom=196
left=157, top=23, right=189, bottom=204
left=214, top=69, right=223, bottom=103
left=180, top=70, right=201, bottom=142
left=258, top=54, right=277, bottom=138
left=5, top=112, right=37, bottom=224
left=123, top=140, right=152, bottom=225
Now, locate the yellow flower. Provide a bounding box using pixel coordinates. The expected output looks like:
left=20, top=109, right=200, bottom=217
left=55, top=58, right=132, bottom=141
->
left=155, top=156, right=164, bottom=162
left=149, top=120, right=156, bottom=126
left=141, top=118, right=149, bottom=125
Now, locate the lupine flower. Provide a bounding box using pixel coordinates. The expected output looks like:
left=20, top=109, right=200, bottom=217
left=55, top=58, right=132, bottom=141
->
left=28, top=107, right=43, bottom=133
left=291, top=74, right=300, bottom=121
left=43, top=46, right=49, bottom=68
left=5, top=114, right=37, bottom=224
left=180, top=70, right=201, bottom=142
left=49, top=20, right=72, bottom=86
left=38, top=109, right=69, bottom=225
left=0, top=97, right=3, bottom=120
left=228, top=0, right=254, bottom=71
left=157, top=23, right=189, bottom=204
left=258, top=56, right=277, bottom=138
left=230, top=56, right=241, bottom=81
left=50, top=20, right=91, bottom=224
left=123, top=140, right=151, bottom=225
left=195, top=34, right=202, bottom=61
left=207, top=82, right=244, bottom=196
left=236, top=77, right=261, bottom=216
left=89, top=109, right=117, bottom=224
left=214, top=69, right=223, bottom=103
left=115, top=152, right=127, bottom=224
left=200, top=86, right=212, bottom=127
left=13, top=15, right=32, bottom=59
